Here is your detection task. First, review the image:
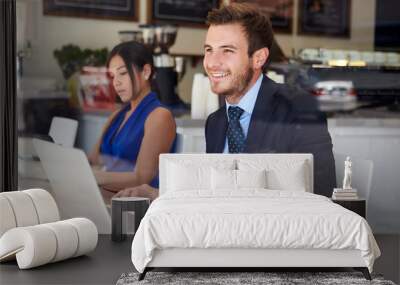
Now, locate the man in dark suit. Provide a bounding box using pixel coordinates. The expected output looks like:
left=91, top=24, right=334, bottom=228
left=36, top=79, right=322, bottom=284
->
left=204, top=77, right=335, bottom=196
left=203, top=3, right=335, bottom=196
left=115, top=3, right=335, bottom=198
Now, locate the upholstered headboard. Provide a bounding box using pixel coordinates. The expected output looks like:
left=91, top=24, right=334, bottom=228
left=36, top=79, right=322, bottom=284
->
left=159, top=154, right=313, bottom=195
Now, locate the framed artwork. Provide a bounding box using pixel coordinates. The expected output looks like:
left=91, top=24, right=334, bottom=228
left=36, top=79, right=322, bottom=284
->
left=232, top=0, right=294, bottom=34
left=148, top=0, right=220, bottom=27
left=43, top=0, right=138, bottom=21
left=298, top=0, right=351, bottom=38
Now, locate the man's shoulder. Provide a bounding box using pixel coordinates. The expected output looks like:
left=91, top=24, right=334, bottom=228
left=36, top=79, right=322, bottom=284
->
left=207, top=105, right=225, bottom=123
left=252, top=80, right=294, bottom=116
left=275, top=83, right=325, bottom=124
left=267, top=82, right=319, bottom=113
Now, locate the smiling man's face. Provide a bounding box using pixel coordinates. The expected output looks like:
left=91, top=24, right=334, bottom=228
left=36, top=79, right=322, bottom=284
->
left=203, top=23, right=258, bottom=102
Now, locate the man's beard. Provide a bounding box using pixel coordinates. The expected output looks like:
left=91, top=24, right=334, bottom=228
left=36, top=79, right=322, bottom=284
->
left=218, top=64, right=254, bottom=98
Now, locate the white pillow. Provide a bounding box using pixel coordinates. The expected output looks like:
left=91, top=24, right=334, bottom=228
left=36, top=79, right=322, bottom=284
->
left=267, top=164, right=306, bottom=191
left=236, top=169, right=267, bottom=189
left=167, top=162, right=209, bottom=191
left=166, top=160, right=235, bottom=192
left=211, top=168, right=267, bottom=191
left=238, top=159, right=308, bottom=191
left=211, top=168, right=236, bottom=190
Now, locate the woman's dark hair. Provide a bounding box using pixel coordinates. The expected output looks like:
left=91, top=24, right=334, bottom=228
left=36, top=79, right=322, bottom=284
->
left=106, top=41, right=154, bottom=86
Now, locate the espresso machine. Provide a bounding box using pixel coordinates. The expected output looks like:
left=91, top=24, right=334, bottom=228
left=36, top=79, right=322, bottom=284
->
left=119, top=25, right=189, bottom=111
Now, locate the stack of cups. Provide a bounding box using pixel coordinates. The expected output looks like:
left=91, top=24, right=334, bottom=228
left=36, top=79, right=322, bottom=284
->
left=191, top=73, right=219, bottom=119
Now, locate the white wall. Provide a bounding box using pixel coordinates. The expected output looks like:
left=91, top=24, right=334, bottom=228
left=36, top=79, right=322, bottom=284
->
left=21, top=0, right=147, bottom=81
left=20, top=0, right=376, bottom=102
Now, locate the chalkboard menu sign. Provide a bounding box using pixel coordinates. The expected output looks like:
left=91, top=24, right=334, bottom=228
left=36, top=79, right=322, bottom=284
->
left=149, top=0, right=220, bottom=27
left=298, top=0, right=351, bottom=38
left=43, top=0, right=138, bottom=21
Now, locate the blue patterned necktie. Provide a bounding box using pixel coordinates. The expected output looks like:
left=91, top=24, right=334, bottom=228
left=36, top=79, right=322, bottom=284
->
left=227, top=106, right=245, bottom=153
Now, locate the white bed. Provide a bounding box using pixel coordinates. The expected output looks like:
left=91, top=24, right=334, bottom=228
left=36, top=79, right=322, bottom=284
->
left=131, top=154, right=380, bottom=280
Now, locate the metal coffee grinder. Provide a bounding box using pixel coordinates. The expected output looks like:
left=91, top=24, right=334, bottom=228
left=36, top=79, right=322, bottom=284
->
left=152, top=25, right=188, bottom=110
left=120, top=25, right=189, bottom=111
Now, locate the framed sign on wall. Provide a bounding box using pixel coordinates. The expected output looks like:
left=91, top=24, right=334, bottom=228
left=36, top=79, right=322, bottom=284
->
left=298, top=0, right=351, bottom=38
left=232, top=0, right=294, bottom=34
left=148, top=0, right=220, bottom=27
left=43, top=0, right=138, bottom=21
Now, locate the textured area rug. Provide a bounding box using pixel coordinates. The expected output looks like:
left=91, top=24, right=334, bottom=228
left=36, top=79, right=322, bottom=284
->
left=116, top=271, right=396, bottom=285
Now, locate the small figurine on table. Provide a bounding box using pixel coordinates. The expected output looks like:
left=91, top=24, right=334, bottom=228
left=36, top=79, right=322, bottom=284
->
left=342, top=156, right=352, bottom=190
left=332, top=156, right=358, bottom=200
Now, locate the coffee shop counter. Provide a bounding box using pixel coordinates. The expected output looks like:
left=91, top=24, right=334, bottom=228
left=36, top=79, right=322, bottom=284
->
left=75, top=109, right=400, bottom=156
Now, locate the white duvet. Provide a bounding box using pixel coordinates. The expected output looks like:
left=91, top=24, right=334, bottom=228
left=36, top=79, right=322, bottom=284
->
left=131, top=190, right=380, bottom=273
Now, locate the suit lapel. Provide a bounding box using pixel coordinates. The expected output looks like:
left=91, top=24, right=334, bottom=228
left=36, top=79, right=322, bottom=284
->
left=212, top=107, right=228, bottom=153
left=244, top=76, right=279, bottom=153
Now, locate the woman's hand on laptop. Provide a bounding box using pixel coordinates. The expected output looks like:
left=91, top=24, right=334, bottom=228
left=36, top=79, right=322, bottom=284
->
left=113, top=184, right=159, bottom=201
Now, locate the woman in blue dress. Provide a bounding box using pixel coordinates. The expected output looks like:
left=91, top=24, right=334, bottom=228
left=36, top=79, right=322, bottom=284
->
left=88, top=41, right=176, bottom=199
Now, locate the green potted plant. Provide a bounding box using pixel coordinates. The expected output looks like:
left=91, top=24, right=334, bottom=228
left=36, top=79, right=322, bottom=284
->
left=53, top=44, right=108, bottom=79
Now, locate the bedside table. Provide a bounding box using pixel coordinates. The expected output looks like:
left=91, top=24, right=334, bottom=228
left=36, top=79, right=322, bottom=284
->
left=332, top=198, right=366, bottom=218
left=111, top=197, right=150, bottom=242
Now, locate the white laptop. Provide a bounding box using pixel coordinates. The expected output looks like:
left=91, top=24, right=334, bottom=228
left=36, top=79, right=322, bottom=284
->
left=32, top=138, right=111, bottom=234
